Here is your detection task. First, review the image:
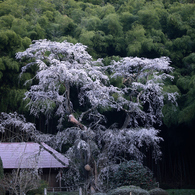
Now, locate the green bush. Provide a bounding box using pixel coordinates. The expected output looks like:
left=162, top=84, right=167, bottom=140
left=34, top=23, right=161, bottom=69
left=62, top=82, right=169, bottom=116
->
left=166, top=189, right=195, bottom=195
left=112, top=160, right=158, bottom=190
left=27, top=180, right=48, bottom=195
left=107, top=185, right=149, bottom=195
left=149, top=188, right=168, bottom=195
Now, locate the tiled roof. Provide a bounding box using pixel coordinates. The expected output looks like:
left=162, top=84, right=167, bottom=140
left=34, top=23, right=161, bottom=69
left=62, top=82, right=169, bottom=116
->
left=0, top=142, right=69, bottom=169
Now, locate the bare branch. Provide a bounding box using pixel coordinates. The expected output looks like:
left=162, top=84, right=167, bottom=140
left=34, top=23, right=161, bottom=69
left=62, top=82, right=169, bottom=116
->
left=78, top=106, right=98, bottom=122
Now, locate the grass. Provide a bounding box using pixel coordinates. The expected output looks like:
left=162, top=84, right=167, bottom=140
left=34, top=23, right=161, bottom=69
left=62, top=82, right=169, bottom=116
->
left=48, top=192, right=79, bottom=195
left=166, top=189, right=195, bottom=195
left=47, top=189, right=195, bottom=195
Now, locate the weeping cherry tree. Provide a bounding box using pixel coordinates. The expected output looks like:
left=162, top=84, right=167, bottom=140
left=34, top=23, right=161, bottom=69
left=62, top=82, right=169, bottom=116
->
left=1, top=39, right=178, bottom=192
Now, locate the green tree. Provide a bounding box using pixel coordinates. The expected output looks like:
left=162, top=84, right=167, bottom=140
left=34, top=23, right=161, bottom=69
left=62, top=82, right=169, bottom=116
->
left=80, top=0, right=102, bottom=4
left=0, top=0, right=12, bottom=16
left=138, top=9, right=160, bottom=30
left=79, top=29, right=95, bottom=55
left=11, top=18, right=28, bottom=37
left=178, top=96, right=195, bottom=125
left=183, top=53, right=195, bottom=74
left=0, top=55, right=28, bottom=114
left=119, top=12, right=138, bottom=32
left=117, top=0, right=145, bottom=14
left=37, top=15, right=49, bottom=29
left=101, top=13, right=123, bottom=36
left=96, top=3, right=115, bottom=19
left=0, top=58, right=5, bottom=80
left=64, top=0, right=80, bottom=16
left=146, top=29, right=169, bottom=57
left=168, top=35, right=193, bottom=67
left=84, top=4, right=100, bottom=16
left=70, top=8, right=86, bottom=23
left=55, top=13, right=76, bottom=36
left=0, top=14, right=14, bottom=29
left=92, top=30, right=113, bottom=57
left=80, top=16, right=101, bottom=31
left=166, top=12, right=186, bottom=39
left=0, top=30, right=21, bottom=56
left=126, top=24, right=146, bottom=56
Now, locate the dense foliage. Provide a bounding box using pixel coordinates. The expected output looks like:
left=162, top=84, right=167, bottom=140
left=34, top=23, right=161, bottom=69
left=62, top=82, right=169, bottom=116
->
left=0, top=0, right=195, bottom=188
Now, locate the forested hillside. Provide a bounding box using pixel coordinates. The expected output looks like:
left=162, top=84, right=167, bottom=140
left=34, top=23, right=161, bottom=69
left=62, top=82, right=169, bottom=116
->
left=0, top=0, right=195, bottom=188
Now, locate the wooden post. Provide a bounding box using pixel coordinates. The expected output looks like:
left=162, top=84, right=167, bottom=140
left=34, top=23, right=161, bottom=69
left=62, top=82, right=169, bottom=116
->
left=44, top=188, right=47, bottom=195
left=59, top=169, right=62, bottom=191
left=79, top=187, right=82, bottom=195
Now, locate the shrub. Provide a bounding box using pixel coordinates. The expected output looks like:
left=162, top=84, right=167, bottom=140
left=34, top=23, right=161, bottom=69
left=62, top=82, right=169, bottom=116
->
left=27, top=180, right=48, bottom=195
left=149, top=188, right=168, bottom=195
left=107, top=185, right=149, bottom=195
left=112, top=160, right=158, bottom=190
left=0, top=186, right=5, bottom=195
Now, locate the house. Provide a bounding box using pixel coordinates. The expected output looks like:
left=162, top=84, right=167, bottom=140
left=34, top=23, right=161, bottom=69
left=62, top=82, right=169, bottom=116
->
left=0, top=142, right=69, bottom=189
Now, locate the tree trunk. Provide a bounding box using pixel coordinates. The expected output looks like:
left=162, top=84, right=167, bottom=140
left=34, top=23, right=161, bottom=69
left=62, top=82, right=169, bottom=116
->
left=94, top=160, right=98, bottom=188
left=65, top=82, right=72, bottom=115
left=121, top=113, right=131, bottom=129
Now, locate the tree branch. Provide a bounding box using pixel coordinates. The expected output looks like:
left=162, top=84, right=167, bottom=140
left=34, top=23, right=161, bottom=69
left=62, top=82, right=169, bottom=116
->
left=121, top=113, right=131, bottom=129
left=78, top=106, right=97, bottom=122
left=38, top=142, right=68, bottom=167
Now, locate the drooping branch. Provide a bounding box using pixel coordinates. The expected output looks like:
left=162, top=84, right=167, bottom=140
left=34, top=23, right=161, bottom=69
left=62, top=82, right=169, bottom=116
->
left=38, top=142, right=68, bottom=167
left=78, top=106, right=98, bottom=122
